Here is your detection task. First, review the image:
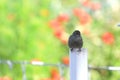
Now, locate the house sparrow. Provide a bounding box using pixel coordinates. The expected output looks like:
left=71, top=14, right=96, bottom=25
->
left=68, top=30, right=83, bottom=51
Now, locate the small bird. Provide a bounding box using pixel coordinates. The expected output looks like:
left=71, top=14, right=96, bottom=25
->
left=68, top=30, right=83, bottom=51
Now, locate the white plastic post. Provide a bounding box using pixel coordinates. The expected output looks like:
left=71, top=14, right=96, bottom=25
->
left=70, top=48, right=88, bottom=80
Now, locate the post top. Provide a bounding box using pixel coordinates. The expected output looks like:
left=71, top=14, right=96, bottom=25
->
left=70, top=48, right=87, bottom=54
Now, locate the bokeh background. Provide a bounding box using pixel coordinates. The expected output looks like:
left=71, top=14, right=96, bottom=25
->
left=0, top=0, right=120, bottom=80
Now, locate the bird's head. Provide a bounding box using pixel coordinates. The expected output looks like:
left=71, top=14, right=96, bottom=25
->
left=72, top=30, right=81, bottom=36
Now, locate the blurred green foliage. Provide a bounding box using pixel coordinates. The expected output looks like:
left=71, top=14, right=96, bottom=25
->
left=0, top=0, right=120, bottom=80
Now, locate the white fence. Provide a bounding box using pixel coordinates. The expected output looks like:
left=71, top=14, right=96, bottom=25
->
left=1, top=60, right=120, bottom=80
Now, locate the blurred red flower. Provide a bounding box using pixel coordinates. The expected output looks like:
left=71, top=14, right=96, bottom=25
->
left=60, top=32, right=68, bottom=44
left=57, top=13, right=69, bottom=23
left=0, top=77, right=2, bottom=80
left=102, top=32, right=114, bottom=45
left=49, top=19, right=64, bottom=33
left=54, top=31, right=68, bottom=44
left=50, top=68, right=60, bottom=80
left=90, top=2, right=101, bottom=11
left=61, top=56, right=69, bottom=65
left=73, top=8, right=91, bottom=25
left=49, top=19, right=61, bottom=29
left=82, top=0, right=101, bottom=11
left=60, top=37, right=68, bottom=45
left=73, top=8, right=82, bottom=18
left=53, top=30, right=63, bottom=39
left=1, top=76, right=12, bottom=80
left=82, top=0, right=91, bottom=8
